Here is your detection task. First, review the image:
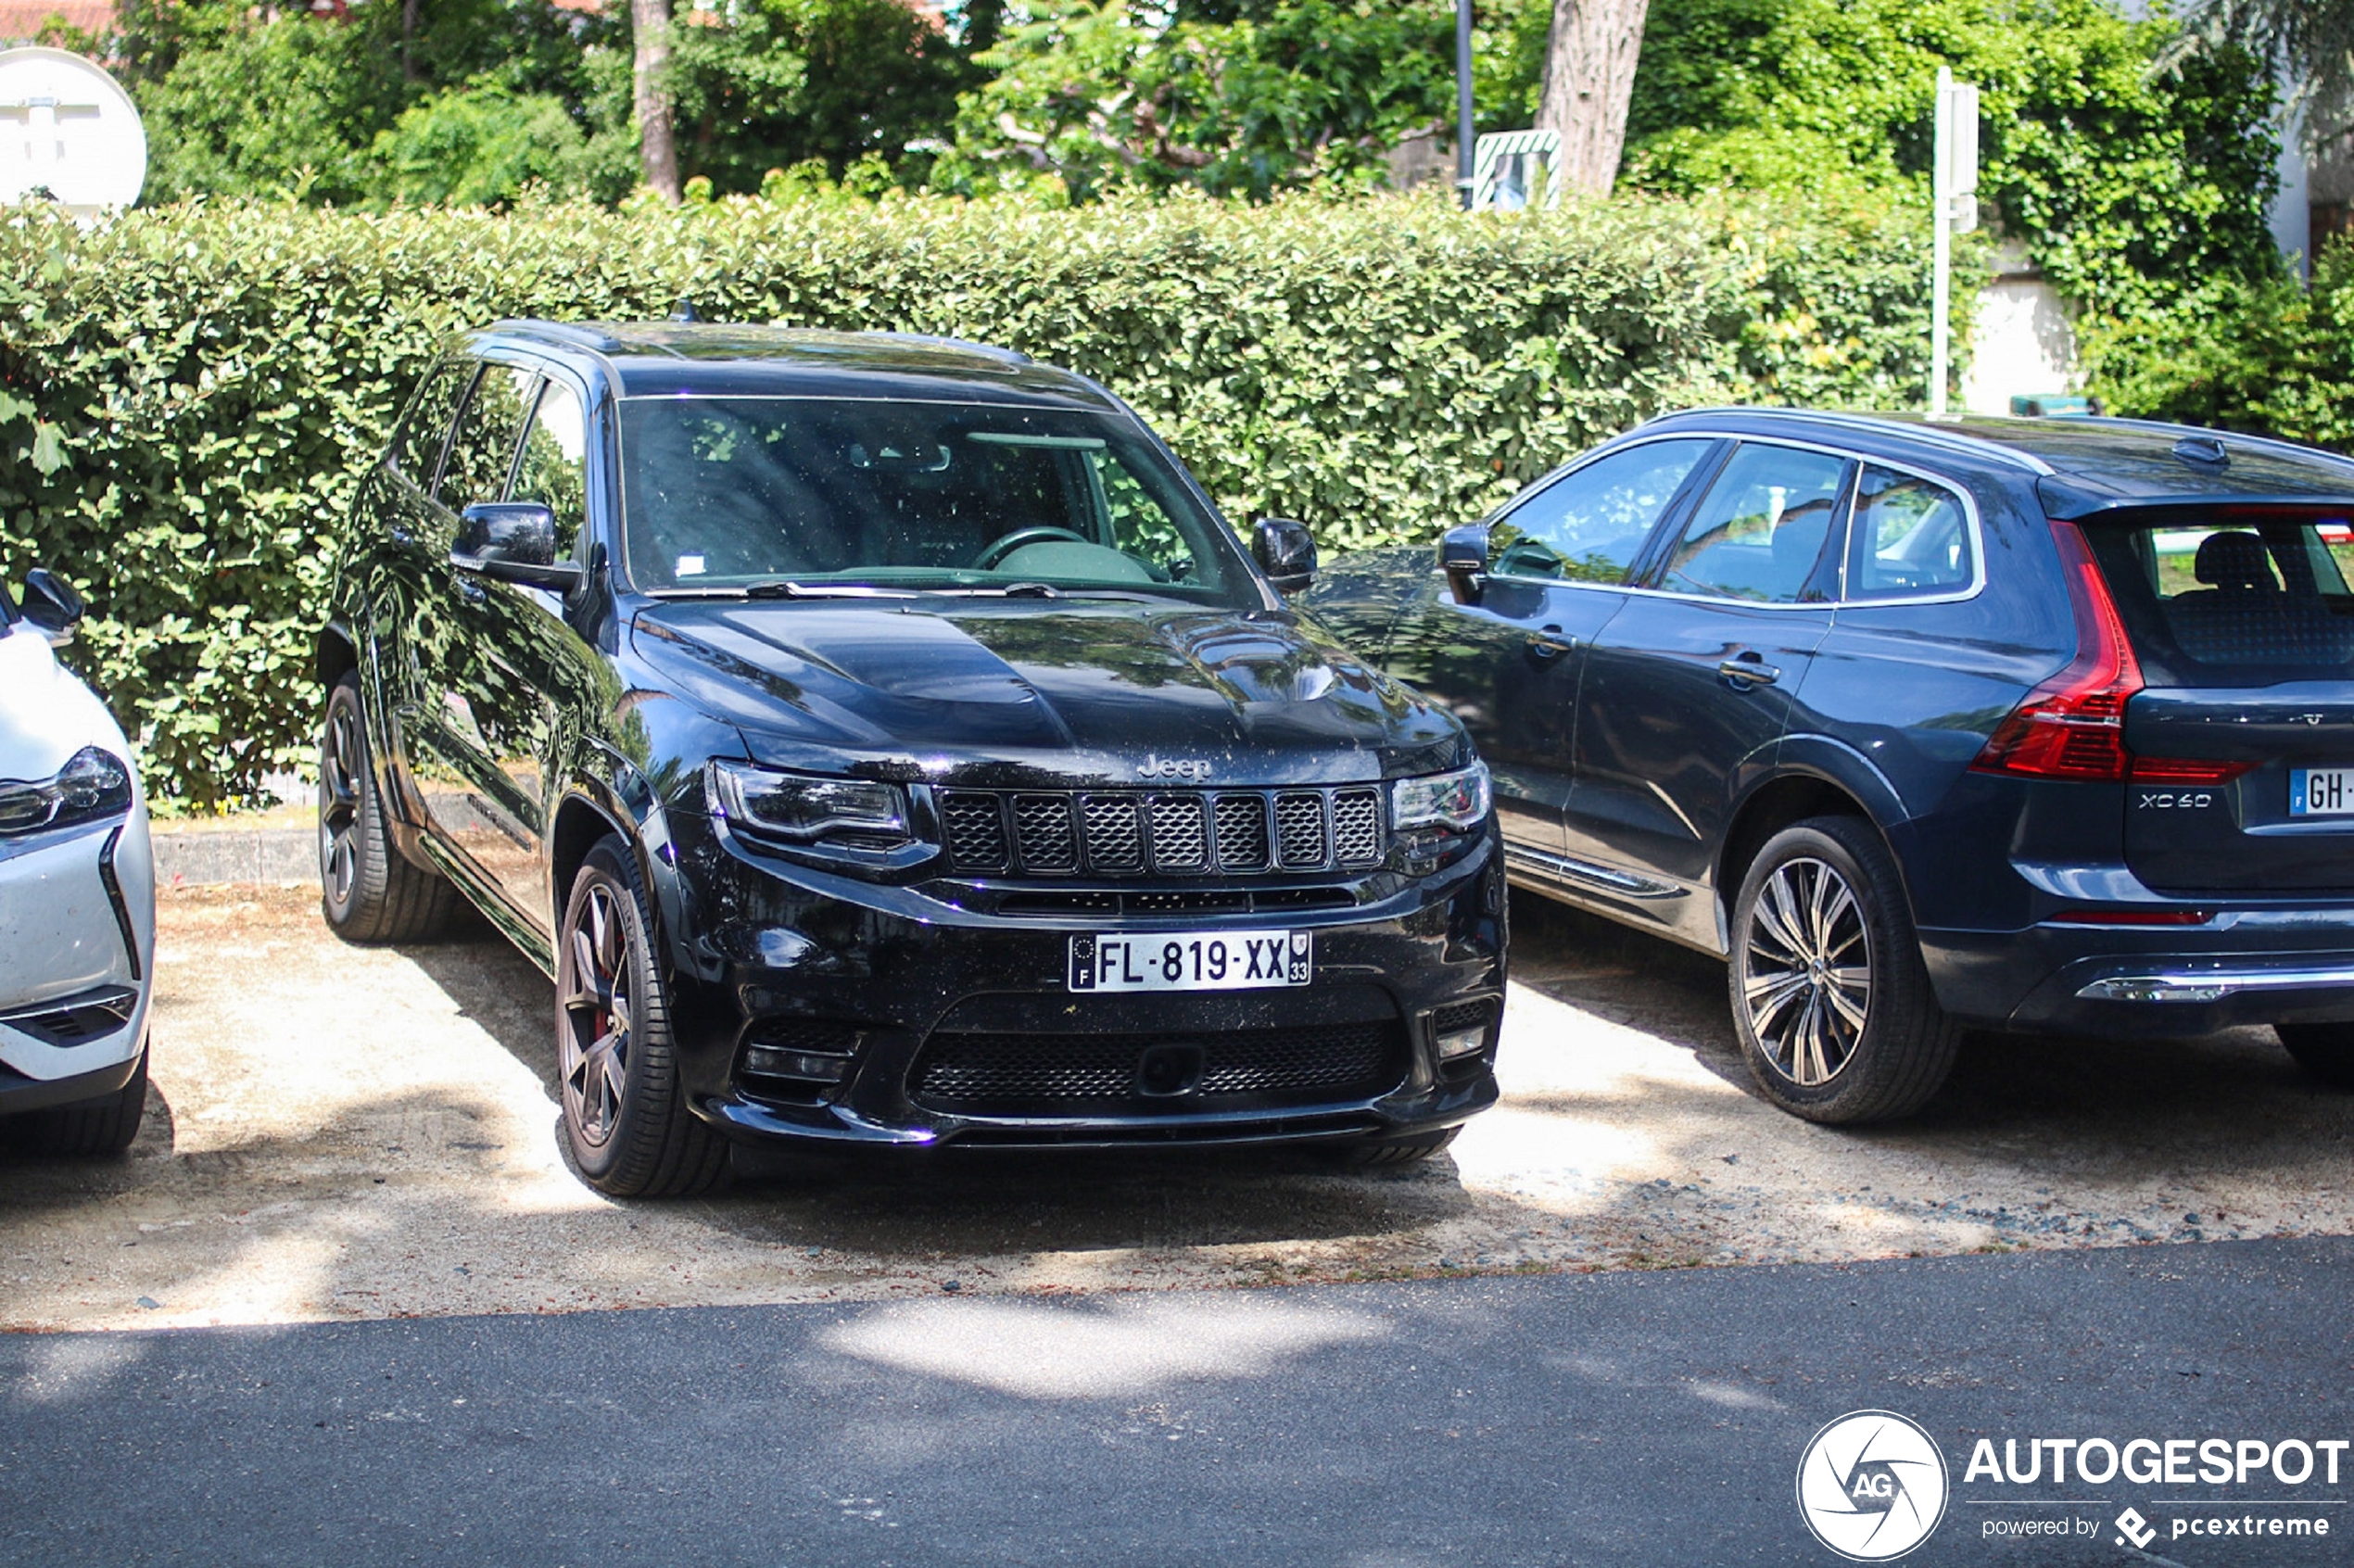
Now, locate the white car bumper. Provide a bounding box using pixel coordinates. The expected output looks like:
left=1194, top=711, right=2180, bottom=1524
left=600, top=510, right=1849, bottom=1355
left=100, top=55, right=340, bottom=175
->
left=0, top=803, right=154, bottom=1086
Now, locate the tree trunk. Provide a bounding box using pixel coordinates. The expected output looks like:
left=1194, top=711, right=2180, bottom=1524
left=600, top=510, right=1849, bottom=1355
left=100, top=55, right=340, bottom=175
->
left=1535, top=0, right=1651, bottom=197
left=630, top=0, right=682, bottom=205
left=400, top=0, right=419, bottom=81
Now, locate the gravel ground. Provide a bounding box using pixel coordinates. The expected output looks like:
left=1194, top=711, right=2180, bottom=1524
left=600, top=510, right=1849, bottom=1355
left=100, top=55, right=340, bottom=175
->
left=0, top=883, right=2348, bottom=1333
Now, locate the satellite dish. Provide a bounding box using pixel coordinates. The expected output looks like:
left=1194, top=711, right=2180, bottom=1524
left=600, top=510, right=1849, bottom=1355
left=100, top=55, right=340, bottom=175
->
left=0, top=46, right=146, bottom=216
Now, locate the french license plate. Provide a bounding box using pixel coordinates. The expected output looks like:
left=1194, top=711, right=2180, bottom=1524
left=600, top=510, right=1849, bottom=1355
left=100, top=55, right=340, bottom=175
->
left=1068, top=929, right=1311, bottom=993
left=2291, top=768, right=2354, bottom=816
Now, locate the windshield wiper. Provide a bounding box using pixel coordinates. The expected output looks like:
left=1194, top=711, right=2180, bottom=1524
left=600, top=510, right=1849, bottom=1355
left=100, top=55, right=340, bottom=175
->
left=740, top=579, right=914, bottom=600
left=931, top=583, right=1196, bottom=603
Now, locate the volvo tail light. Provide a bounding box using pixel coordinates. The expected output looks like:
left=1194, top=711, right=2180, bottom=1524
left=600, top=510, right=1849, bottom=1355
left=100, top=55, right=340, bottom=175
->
left=1971, top=519, right=2144, bottom=782
left=2126, top=756, right=2257, bottom=785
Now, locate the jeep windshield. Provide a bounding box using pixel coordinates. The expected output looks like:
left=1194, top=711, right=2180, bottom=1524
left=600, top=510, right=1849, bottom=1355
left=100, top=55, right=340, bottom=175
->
left=619, top=397, right=1261, bottom=608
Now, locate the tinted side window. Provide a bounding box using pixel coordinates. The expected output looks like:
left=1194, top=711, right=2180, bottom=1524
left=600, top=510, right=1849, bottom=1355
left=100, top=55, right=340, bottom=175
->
left=1660, top=444, right=1849, bottom=603
left=511, top=379, right=589, bottom=559
left=1490, top=438, right=1715, bottom=583
left=390, top=360, right=472, bottom=485
left=435, top=365, right=537, bottom=512
left=1847, top=465, right=1972, bottom=599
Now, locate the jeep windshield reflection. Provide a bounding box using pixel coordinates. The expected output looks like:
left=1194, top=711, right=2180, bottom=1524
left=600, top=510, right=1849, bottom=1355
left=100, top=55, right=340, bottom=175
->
left=620, top=398, right=1257, bottom=606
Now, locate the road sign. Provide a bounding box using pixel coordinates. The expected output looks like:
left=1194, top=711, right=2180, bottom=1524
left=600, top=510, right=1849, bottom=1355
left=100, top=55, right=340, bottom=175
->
left=0, top=47, right=146, bottom=217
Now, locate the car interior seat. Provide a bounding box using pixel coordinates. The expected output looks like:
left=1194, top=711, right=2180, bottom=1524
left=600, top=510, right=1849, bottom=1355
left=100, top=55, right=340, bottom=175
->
left=2167, top=529, right=2354, bottom=666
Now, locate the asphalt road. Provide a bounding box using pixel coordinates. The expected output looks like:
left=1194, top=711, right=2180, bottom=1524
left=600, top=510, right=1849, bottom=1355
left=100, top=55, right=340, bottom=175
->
left=5, top=1238, right=2349, bottom=1568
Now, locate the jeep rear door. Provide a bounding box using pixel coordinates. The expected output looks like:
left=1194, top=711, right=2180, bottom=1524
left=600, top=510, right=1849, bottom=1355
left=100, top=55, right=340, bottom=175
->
left=2082, top=505, right=2354, bottom=894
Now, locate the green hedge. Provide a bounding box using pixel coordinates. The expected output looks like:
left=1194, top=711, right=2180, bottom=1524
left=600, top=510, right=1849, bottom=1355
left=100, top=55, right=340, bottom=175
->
left=0, top=190, right=1943, bottom=807
left=2082, top=240, right=2354, bottom=451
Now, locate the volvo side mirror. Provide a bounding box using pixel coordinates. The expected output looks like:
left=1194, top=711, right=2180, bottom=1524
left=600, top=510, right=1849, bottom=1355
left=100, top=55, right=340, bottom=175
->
left=19, top=567, right=84, bottom=645
left=1439, top=523, right=1489, bottom=605
left=452, top=502, right=583, bottom=593
left=1253, top=517, right=1318, bottom=595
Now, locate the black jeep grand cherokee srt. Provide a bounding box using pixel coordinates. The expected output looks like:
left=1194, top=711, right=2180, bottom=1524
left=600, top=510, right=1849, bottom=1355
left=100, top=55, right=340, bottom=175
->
left=316, top=322, right=1505, bottom=1195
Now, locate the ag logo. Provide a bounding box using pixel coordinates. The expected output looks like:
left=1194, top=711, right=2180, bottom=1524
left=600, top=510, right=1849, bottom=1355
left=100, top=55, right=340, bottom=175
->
left=1795, top=1410, right=1950, bottom=1561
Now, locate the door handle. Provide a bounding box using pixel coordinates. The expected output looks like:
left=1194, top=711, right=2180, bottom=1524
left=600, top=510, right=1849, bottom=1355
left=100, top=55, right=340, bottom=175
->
left=1718, top=655, right=1781, bottom=688
left=1526, top=628, right=1576, bottom=664
left=456, top=576, right=487, bottom=605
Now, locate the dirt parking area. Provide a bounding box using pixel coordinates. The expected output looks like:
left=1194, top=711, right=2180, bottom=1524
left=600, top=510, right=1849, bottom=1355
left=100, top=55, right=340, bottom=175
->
left=2, top=883, right=2349, bottom=1332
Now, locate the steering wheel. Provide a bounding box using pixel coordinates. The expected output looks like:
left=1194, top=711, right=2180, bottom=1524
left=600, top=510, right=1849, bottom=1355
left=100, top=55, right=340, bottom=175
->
left=973, top=525, right=1093, bottom=571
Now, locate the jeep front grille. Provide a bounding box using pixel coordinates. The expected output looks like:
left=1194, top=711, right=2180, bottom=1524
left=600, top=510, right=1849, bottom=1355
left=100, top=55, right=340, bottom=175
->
left=936, top=786, right=1384, bottom=877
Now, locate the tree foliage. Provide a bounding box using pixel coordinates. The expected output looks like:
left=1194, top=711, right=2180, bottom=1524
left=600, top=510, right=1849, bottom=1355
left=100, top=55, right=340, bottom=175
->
left=112, top=0, right=967, bottom=208
left=2164, top=0, right=2354, bottom=151
left=665, top=0, right=971, bottom=193
left=931, top=0, right=1462, bottom=201
left=1617, top=0, right=2284, bottom=314
left=371, top=82, right=635, bottom=208
left=2082, top=242, right=2354, bottom=449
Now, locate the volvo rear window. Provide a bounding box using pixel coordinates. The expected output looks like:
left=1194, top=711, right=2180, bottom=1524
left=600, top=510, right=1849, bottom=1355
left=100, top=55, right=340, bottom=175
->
left=2082, top=511, right=2354, bottom=682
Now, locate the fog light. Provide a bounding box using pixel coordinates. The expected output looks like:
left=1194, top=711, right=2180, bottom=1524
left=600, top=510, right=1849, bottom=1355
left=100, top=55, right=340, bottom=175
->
left=743, top=1046, right=852, bottom=1082
left=1436, top=1024, right=1487, bottom=1060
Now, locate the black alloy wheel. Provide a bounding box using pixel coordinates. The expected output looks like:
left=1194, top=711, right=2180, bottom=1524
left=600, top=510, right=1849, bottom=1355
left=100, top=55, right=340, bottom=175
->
left=317, top=672, right=461, bottom=942
left=555, top=838, right=727, bottom=1197
left=1742, top=853, right=1872, bottom=1087
left=1728, top=815, right=1959, bottom=1124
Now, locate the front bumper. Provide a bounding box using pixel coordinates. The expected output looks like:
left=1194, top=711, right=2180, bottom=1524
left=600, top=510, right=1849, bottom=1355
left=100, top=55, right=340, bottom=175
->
left=1923, top=904, right=2354, bottom=1037
left=0, top=809, right=154, bottom=1083
left=658, top=818, right=1508, bottom=1151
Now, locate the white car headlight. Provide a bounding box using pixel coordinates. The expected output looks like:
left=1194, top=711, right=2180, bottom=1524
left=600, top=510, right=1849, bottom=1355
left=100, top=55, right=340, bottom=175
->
left=0, top=746, right=133, bottom=838
left=1391, top=761, right=1491, bottom=833
left=709, top=761, right=909, bottom=846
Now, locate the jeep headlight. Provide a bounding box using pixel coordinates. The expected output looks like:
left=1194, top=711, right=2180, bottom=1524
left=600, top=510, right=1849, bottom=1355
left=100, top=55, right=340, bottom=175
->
left=709, top=761, right=909, bottom=848
left=0, top=746, right=133, bottom=838
left=1390, top=761, right=1491, bottom=834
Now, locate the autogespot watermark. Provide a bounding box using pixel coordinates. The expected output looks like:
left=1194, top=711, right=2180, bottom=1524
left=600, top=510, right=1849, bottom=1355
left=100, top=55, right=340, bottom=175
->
left=1797, top=1411, right=1952, bottom=1561
left=1798, top=1413, right=2349, bottom=1560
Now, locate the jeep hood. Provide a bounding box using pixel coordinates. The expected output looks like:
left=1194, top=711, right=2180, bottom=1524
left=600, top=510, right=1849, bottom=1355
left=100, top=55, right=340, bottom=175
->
left=627, top=598, right=1464, bottom=784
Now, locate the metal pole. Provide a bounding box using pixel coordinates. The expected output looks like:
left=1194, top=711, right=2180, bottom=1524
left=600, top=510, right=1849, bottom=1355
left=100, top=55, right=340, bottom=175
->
left=1930, top=65, right=1952, bottom=416
left=1456, top=0, right=1474, bottom=209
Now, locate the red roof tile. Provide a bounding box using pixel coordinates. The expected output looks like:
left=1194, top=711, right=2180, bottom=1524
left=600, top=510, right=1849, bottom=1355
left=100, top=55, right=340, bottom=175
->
left=0, top=0, right=115, bottom=39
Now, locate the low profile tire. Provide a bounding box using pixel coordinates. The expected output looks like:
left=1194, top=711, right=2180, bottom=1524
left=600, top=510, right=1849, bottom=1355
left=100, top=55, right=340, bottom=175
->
left=556, top=838, right=728, bottom=1198
left=318, top=672, right=462, bottom=943
left=1728, top=815, right=1959, bottom=1125
left=2277, top=1024, right=2354, bottom=1090
left=26, top=1042, right=147, bottom=1156
left=1322, top=1127, right=1460, bottom=1168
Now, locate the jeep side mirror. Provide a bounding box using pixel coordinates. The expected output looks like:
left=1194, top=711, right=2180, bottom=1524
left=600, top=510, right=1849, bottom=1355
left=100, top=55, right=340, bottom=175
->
left=1439, top=523, right=1489, bottom=604
left=452, top=502, right=583, bottom=593
left=1253, top=517, right=1318, bottom=595
left=19, top=567, right=84, bottom=645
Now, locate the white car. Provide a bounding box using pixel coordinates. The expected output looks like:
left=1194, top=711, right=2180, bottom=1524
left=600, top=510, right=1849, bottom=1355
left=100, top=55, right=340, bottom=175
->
left=0, top=570, right=153, bottom=1154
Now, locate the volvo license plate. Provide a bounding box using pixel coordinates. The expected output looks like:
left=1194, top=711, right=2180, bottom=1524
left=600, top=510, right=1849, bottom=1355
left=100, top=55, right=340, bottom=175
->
left=2291, top=767, right=2354, bottom=816
left=1068, top=930, right=1312, bottom=993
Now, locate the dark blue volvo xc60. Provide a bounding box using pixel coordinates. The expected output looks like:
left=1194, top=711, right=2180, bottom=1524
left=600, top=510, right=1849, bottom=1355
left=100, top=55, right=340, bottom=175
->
left=1304, top=408, right=2354, bottom=1122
